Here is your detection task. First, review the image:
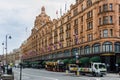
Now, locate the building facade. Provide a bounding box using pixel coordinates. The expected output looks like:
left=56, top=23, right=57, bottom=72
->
left=21, top=0, right=120, bottom=72
left=7, top=49, right=21, bottom=66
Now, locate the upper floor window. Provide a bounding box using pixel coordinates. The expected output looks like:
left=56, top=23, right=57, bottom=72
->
left=103, top=29, right=108, bottom=38
left=103, top=16, right=108, bottom=24
left=81, top=4, right=84, bottom=11
left=50, top=28, right=52, bottom=33
left=54, top=30, right=58, bottom=36
left=99, top=18, right=102, bottom=25
left=67, top=16, right=70, bottom=21
left=74, top=28, right=78, bottom=35
left=87, top=34, right=93, bottom=41
left=81, top=16, right=83, bottom=22
left=87, top=10, right=93, bottom=19
left=100, top=30, right=102, bottom=38
left=74, top=37, right=79, bottom=45
left=73, top=8, right=78, bottom=16
left=99, top=6, right=102, bottom=13
left=110, top=29, right=113, bottom=37
left=67, top=41, right=70, bottom=47
left=87, top=21, right=93, bottom=30
left=76, top=0, right=78, bottom=3
left=87, top=0, right=92, bottom=7
left=60, top=20, right=63, bottom=25
left=66, top=31, right=70, bottom=38
left=74, top=19, right=78, bottom=26
left=110, top=16, right=113, bottom=24
left=55, top=24, right=57, bottom=29
left=60, top=27, right=63, bottom=33
left=103, top=4, right=108, bottom=12
left=109, top=3, right=113, bottom=11
left=60, top=35, right=63, bottom=41
left=66, top=23, right=71, bottom=30
left=50, top=33, right=52, bottom=38
left=79, top=0, right=84, bottom=3
left=54, top=37, right=58, bottom=43
left=81, top=25, right=83, bottom=33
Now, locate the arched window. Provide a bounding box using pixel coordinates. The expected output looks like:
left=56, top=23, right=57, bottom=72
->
left=92, top=43, right=101, bottom=53
left=80, top=47, right=84, bottom=55
left=52, top=53, right=57, bottom=59
left=87, top=0, right=92, bottom=7
left=64, top=49, right=70, bottom=57
left=115, top=42, right=120, bottom=53
left=57, top=51, right=63, bottom=58
left=84, top=45, right=91, bottom=54
left=71, top=48, right=79, bottom=56
left=102, top=42, right=112, bottom=52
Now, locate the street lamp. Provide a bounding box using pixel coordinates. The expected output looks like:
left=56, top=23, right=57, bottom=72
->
left=2, top=42, right=5, bottom=65
left=75, top=52, right=80, bottom=76
left=75, top=52, right=79, bottom=64
left=5, top=35, right=11, bottom=65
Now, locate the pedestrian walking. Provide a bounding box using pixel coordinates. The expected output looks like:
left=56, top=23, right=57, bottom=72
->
left=115, top=64, right=119, bottom=73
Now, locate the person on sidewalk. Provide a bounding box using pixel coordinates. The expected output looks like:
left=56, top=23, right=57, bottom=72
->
left=7, top=64, right=12, bottom=75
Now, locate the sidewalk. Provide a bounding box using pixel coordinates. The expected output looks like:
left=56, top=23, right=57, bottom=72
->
left=107, top=73, right=120, bottom=77
left=1, top=74, right=14, bottom=80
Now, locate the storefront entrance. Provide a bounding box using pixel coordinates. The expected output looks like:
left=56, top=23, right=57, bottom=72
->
left=101, top=54, right=116, bottom=72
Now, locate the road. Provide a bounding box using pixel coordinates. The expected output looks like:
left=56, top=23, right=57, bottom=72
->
left=13, top=68, right=120, bottom=80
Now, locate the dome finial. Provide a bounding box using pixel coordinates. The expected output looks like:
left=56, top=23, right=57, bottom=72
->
left=41, top=6, right=45, bottom=13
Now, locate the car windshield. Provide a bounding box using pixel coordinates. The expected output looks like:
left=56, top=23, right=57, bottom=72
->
left=70, top=65, right=77, bottom=67
left=99, top=64, right=106, bottom=69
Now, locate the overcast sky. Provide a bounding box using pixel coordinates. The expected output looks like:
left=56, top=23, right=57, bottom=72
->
left=0, top=0, right=75, bottom=54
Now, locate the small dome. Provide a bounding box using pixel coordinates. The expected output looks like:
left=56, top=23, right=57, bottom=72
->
left=41, top=6, right=45, bottom=13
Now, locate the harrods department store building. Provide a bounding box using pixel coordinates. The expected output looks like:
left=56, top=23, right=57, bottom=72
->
left=21, top=0, right=120, bottom=72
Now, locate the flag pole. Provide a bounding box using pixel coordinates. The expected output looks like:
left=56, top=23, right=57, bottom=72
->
left=56, top=10, right=58, bottom=19
left=60, top=8, right=62, bottom=16
left=65, top=3, right=67, bottom=13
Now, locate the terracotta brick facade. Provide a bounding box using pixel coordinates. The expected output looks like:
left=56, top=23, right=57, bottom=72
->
left=20, top=0, right=120, bottom=72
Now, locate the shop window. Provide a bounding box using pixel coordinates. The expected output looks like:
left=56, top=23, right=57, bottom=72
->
left=102, top=42, right=112, bottom=52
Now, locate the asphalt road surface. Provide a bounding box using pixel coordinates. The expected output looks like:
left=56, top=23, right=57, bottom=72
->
left=13, top=68, right=120, bottom=80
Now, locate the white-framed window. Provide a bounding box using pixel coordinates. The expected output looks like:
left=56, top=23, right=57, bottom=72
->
left=103, top=29, right=108, bottom=38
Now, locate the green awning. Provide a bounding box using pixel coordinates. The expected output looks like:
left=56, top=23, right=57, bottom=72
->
left=22, top=62, right=28, bottom=65
left=69, top=59, right=76, bottom=64
left=79, top=57, right=89, bottom=64
left=89, top=56, right=101, bottom=62
left=23, top=61, right=30, bottom=65
left=62, top=59, right=69, bottom=64
left=30, top=62, right=39, bottom=65
left=42, top=61, right=46, bottom=65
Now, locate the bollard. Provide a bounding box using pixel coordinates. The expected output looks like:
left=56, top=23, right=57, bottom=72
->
left=66, top=70, right=69, bottom=75
left=76, top=70, right=80, bottom=76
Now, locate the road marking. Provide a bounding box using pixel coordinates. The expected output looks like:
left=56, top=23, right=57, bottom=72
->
left=78, top=77, right=102, bottom=80
left=14, top=70, right=59, bottom=80
left=23, top=73, right=59, bottom=80
left=95, top=78, right=101, bottom=80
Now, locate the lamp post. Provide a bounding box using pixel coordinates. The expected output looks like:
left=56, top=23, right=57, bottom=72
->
left=75, top=52, right=79, bottom=76
left=75, top=52, right=79, bottom=64
left=20, top=62, right=22, bottom=80
left=19, top=52, right=23, bottom=80
left=2, top=42, right=5, bottom=65
left=5, top=35, right=11, bottom=73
